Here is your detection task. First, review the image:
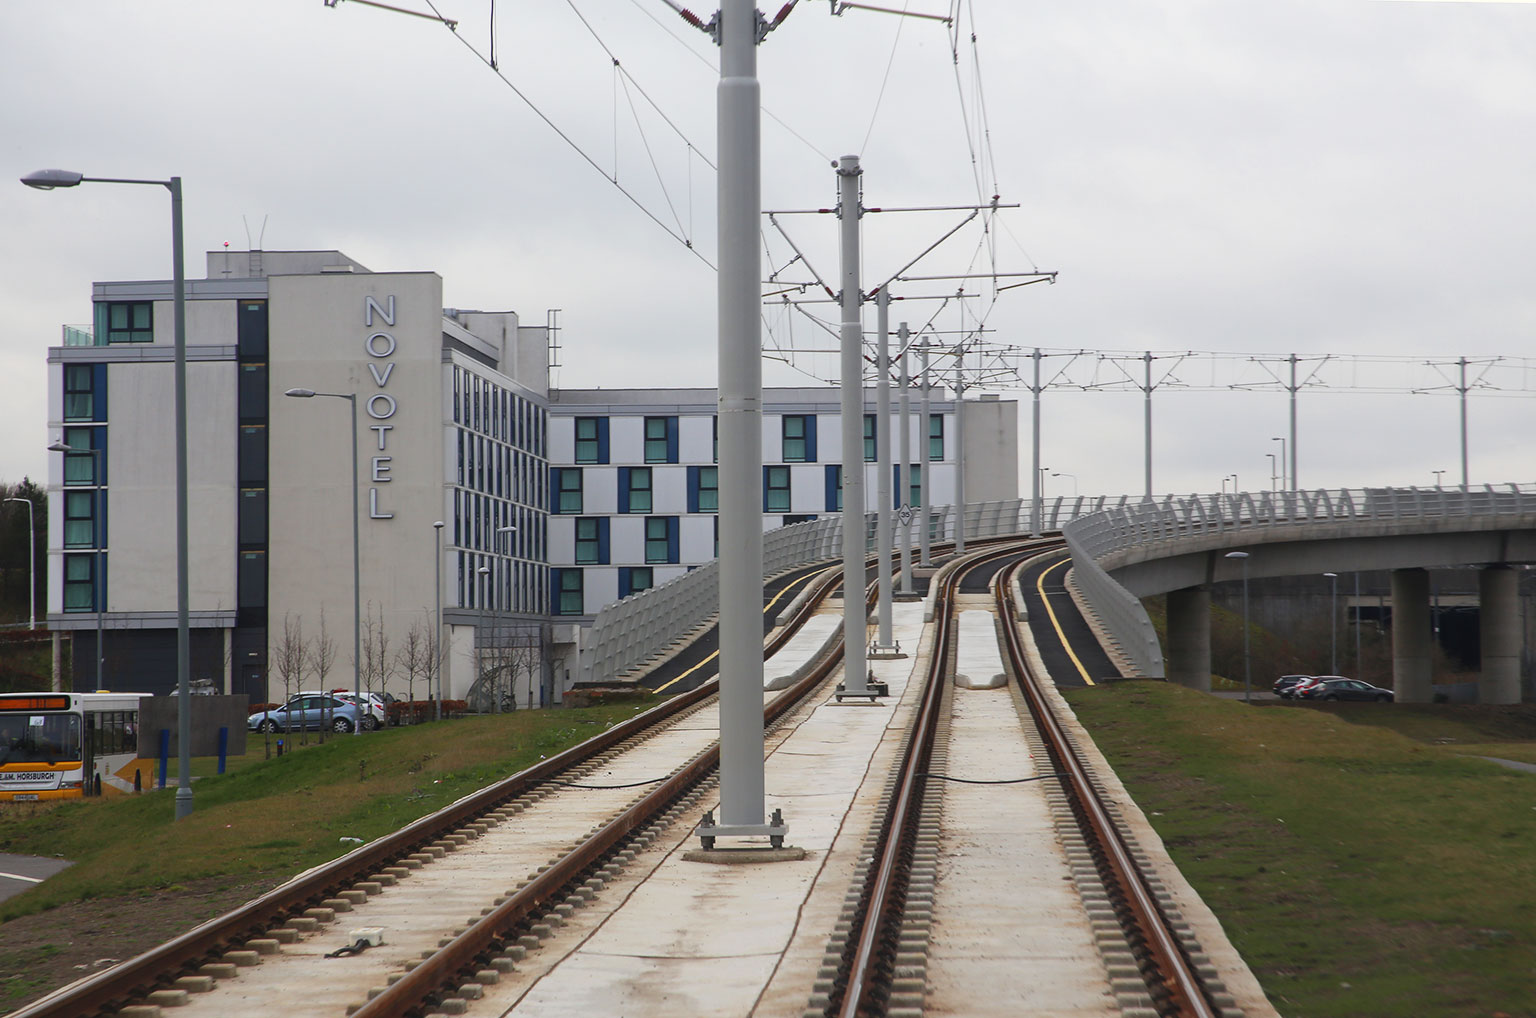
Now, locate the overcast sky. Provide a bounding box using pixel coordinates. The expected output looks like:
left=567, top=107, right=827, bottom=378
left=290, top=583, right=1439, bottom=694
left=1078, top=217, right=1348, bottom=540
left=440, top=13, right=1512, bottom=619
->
left=2, top=0, right=1533, bottom=499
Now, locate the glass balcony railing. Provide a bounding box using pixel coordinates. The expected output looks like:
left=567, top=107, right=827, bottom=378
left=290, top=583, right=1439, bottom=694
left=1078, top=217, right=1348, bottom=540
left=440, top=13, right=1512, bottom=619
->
left=61, top=325, right=96, bottom=347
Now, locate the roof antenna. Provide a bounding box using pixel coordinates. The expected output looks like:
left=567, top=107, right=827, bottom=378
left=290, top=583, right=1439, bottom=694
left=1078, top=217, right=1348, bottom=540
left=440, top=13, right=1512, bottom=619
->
left=241, top=215, right=269, bottom=277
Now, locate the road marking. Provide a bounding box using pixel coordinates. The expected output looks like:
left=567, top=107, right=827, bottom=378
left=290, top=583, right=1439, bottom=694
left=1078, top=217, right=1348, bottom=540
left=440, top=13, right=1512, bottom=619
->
left=649, top=575, right=807, bottom=695
left=0, top=871, right=44, bottom=884
left=1036, top=557, right=1095, bottom=686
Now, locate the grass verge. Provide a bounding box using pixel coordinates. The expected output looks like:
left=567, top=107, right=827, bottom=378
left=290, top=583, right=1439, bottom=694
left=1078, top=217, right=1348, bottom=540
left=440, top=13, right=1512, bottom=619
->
left=0, top=699, right=658, bottom=923
left=1063, top=682, right=1536, bottom=1018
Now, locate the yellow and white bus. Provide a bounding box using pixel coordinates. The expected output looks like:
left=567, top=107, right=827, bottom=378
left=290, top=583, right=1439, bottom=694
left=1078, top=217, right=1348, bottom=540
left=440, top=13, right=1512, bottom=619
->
left=0, top=692, right=142, bottom=801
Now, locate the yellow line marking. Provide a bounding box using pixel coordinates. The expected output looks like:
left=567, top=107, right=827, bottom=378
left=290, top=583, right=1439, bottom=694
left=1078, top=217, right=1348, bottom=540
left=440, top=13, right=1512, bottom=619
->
left=1036, top=556, right=1095, bottom=686
left=649, top=575, right=810, bottom=695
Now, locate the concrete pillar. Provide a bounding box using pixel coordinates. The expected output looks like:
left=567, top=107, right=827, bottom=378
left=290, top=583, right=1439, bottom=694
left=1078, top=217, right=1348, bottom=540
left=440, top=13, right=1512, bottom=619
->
left=1391, top=568, right=1433, bottom=703
left=1479, top=565, right=1522, bottom=705
left=1164, top=586, right=1211, bottom=692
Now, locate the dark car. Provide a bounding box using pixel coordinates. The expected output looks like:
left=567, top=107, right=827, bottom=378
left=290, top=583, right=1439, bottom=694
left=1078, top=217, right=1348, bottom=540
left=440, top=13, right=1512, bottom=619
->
left=1273, top=674, right=1312, bottom=698
left=1299, top=677, right=1394, bottom=703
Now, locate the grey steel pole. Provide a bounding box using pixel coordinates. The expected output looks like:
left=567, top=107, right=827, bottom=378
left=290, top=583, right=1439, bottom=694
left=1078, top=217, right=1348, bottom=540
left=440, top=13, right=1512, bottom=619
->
left=714, top=0, right=768, bottom=831
left=1459, top=356, right=1469, bottom=489
left=3, top=498, right=35, bottom=629
left=1031, top=347, right=1042, bottom=535
left=1289, top=353, right=1299, bottom=493
left=170, top=177, right=193, bottom=819
left=1143, top=350, right=1153, bottom=499
left=1354, top=571, right=1362, bottom=675
left=93, top=450, right=103, bottom=693
left=874, top=287, right=893, bottom=648
left=433, top=520, right=444, bottom=722
left=837, top=155, right=869, bottom=696
left=919, top=336, right=932, bottom=567
left=349, top=394, right=361, bottom=736
left=1325, top=572, right=1338, bottom=674
left=897, top=326, right=912, bottom=595
left=953, top=365, right=966, bottom=555
left=1242, top=560, right=1251, bottom=703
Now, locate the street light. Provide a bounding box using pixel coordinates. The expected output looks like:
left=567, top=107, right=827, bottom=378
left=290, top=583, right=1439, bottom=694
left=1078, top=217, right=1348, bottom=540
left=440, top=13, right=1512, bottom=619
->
left=1266, top=453, right=1278, bottom=493
left=26, top=167, right=193, bottom=818
left=3, top=496, right=36, bottom=629
left=47, top=441, right=103, bottom=693
left=1271, top=437, right=1287, bottom=492
left=432, top=521, right=445, bottom=723
left=1225, top=551, right=1252, bottom=704
left=1432, top=469, right=1446, bottom=488
left=1051, top=472, right=1078, bottom=496
left=283, top=388, right=362, bottom=736
left=1323, top=572, right=1339, bottom=674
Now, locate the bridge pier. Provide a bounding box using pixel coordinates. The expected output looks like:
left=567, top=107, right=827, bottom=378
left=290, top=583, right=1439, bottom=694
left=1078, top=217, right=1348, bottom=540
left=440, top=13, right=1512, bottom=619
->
left=1391, top=568, right=1433, bottom=703
left=1164, top=586, right=1211, bottom=692
left=1479, top=565, right=1521, bottom=704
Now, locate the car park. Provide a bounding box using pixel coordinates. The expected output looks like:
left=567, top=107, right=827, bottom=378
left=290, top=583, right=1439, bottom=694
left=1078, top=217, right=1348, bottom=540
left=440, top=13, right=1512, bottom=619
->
left=249, top=695, right=365, bottom=733
left=1298, top=677, right=1394, bottom=702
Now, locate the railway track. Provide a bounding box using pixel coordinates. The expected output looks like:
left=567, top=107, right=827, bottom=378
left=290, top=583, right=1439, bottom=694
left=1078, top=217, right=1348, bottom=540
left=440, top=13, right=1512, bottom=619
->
left=813, top=541, right=1243, bottom=1018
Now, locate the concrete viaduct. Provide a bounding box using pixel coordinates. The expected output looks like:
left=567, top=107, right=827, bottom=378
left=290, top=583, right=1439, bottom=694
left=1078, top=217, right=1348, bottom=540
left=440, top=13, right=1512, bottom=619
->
left=1063, top=486, right=1536, bottom=703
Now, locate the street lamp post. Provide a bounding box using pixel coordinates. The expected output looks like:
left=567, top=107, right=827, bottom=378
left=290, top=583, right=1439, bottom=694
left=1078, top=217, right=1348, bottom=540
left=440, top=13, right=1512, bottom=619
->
left=1266, top=453, right=1278, bottom=493
left=3, top=496, right=36, bottom=629
left=477, top=564, right=494, bottom=712
left=1225, top=551, right=1252, bottom=704
left=1432, top=469, right=1446, bottom=488
left=284, top=389, right=362, bottom=735
left=1051, top=472, right=1077, bottom=497
left=1323, top=572, right=1339, bottom=674
left=26, top=167, right=193, bottom=817
left=47, top=442, right=103, bottom=693
left=432, top=520, right=445, bottom=722
left=1271, top=436, right=1287, bottom=492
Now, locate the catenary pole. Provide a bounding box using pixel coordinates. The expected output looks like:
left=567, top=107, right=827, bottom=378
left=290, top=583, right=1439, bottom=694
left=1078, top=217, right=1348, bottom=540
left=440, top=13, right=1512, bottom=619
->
left=1031, top=347, right=1042, bottom=535
left=919, top=336, right=932, bottom=567
left=952, top=349, right=966, bottom=555
left=1289, top=352, right=1299, bottom=493
left=837, top=155, right=869, bottom=696
left=897, top=324, right=912, bottom=594
left=170, top=177, right=194, bottom=817
left=1143, top=350, right=1154, bottom=499
left=874, top=287, right=893, bottom=648
left=704, top=0, right=780, bottom=844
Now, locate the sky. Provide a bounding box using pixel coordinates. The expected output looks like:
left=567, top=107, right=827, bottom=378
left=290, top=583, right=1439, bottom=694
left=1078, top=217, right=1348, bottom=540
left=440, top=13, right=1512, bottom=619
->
left=2, top=0, right=1534, bottom=500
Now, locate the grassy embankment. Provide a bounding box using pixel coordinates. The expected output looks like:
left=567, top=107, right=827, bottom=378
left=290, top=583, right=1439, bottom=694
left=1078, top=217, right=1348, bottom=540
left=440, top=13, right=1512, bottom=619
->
left=0, top=698, right=657, bottom=923
left=1064, top=681, right=1536, bottom=1018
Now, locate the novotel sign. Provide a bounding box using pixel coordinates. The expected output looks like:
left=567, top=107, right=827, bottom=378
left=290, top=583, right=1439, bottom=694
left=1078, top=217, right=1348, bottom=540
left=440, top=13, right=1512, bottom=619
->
left=364, top=294, right=399, bottom=521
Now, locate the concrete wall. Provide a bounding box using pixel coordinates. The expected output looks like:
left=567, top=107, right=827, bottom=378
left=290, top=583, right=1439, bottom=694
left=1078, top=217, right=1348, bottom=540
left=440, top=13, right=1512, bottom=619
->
left=136, top=694, right=249, bottom=757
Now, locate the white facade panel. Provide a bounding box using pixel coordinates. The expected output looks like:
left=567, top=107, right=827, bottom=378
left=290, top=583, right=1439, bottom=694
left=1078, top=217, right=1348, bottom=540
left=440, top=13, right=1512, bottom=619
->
left=789, top=464, right=824, bottom=514
left=547, top=515, right=575, bottom=565
left=585, top=567, right=618, bottom=615
left=653, top=465, right=686, bottom=515
left=678, top=415, right=713, bottom=463
left=680, top=516, right=714, bottom=561
left=148, top=297, right=236, bottom=348
left=585, top=467, right=618, bottom=516
left=609, top=515, right=645, bottom=563
left=761, top=414, right=780, bottom=461
left=609, top=416, right=643, bottom=464
left=547, top=414, right=574, bottom=465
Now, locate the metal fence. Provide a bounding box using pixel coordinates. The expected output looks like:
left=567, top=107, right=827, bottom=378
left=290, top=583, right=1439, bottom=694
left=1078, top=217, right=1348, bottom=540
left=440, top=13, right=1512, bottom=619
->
left=1062, top=484, right=1536, bottom=678
left=577, top=495, right=1127, bottom=685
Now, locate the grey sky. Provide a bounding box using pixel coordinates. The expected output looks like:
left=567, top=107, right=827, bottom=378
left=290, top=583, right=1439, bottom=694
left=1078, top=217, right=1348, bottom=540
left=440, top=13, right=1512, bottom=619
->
left=2, top=0, right=1532, bottom=497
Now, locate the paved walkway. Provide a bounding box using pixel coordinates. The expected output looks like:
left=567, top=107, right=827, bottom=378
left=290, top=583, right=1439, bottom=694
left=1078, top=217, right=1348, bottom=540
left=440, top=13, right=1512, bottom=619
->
left=0, top=852, right=72, bottom=904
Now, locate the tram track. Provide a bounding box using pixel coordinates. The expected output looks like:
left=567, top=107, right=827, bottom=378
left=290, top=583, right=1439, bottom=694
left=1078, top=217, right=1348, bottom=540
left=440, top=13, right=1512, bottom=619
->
left=815, top=540, right=1242, bottom=1018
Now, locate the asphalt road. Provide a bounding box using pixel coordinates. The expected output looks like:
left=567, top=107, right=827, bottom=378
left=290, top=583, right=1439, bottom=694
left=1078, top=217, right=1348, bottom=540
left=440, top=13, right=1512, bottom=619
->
left=0, top=852, right=72, bottom=904
left=1014, top=548, right=1125, bottom=688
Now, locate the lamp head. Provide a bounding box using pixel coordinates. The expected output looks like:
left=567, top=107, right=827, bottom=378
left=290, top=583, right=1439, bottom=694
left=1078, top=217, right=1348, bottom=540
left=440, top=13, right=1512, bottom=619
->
left=283, top=388, right=316, bottom=398
left=47, top=440, right=72, bottom=453
left=1323, top=572, right=1337, bottom=578
left=477, top=566, right=491, bottom=575
left=21, top=169, right=84, bottom=190
left=432, top=520, right=445, bottom=530
left=1224, top=551, right=1250, bottom=560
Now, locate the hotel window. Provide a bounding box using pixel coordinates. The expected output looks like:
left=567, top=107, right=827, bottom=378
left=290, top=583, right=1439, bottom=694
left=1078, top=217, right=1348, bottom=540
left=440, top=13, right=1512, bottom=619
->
left=556, top=468, right=583, bottom=514
left=929, top=414, right=944, bottom=460
left=102, top=301, right=153, bottom=344
left=624, top=567, right=653, bottom=597
left=64, top=365, right=97, bottom=421
left=63, top=491, right=96, bottom=548
left=624, top=467, right=652, bottom=514
left=61, top=427, right=101, bottom=486
left=556, top=569, right=584, bottom=615
left=575, top=417, right=603, bottom=463
left=575, top=517, right=602, bottom=565
left=644, top=416, right=677, bottom=463
left=63, top=554, right=96, bottom=612
left=645, top=516, right=677, bottom=564
left=909, top=464, right=922, bottom=508
left=864, top=414, right=876, bottom=462
left=697, top=466, right=718, bottom=512
left=765, top=465, right=791, bottom=512
left=712, top=415, right=718, bottom=463
left=782, top=415, right=812, bottom=462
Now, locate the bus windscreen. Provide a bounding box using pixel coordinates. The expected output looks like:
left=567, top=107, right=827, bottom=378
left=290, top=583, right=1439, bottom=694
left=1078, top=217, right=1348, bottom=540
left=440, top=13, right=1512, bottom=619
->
left=0, top=714, right=82, bottom=766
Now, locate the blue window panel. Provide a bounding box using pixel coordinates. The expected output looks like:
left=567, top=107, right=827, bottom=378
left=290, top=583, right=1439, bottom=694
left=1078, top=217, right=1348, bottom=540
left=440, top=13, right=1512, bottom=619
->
left=618, top=467, right=630, bottom=514
left=687, top=465, right=700, bottom=513
left=667, top=516, right=680, bottom=563
left=94, top=364, right=109, bottom=421
left=548, top=468, right=560, bottom=514
left=667, top=417, right=679, bottom=462
left=825, top=465, right=841, bottom=512
left=597, top=516, right=611, bottom=565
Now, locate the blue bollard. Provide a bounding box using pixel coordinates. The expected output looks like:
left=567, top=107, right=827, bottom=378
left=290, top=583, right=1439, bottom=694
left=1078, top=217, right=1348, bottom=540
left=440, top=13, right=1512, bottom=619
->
left=217, top=726, right=229, bottom=775
left=158, top=729, right=169, bottom=790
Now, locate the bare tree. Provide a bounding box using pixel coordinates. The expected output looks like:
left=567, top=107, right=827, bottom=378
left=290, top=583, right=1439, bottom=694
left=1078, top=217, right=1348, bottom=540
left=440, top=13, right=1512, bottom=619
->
left=308, top=607, right=337, bottom=742
left=359, top=602, right=393, bottom=726
left=395, top=614, right=431, bottom=723
left=271, top=613, right=306, bottom=749
left=473, top=623, right=545, bottom=713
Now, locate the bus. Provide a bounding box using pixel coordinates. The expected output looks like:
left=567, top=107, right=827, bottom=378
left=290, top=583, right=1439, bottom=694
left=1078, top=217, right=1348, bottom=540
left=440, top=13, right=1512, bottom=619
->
left=0, top=692, right=142, bottom=801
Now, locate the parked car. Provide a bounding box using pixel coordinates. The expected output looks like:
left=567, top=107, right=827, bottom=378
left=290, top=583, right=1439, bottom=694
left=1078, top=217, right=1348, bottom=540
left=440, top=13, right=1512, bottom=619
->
left=1298, top=677, right=1394, bottom=702
left=249, top=695, right=365, bottom=733
left=1273, top=675, right=1312, bottom=698
left=333, top=691, right=390, bottom=729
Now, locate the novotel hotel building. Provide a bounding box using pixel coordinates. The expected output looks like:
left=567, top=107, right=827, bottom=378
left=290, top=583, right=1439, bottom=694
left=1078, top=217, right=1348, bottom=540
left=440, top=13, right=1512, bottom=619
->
left=42, top=249, right=1016, bottom=705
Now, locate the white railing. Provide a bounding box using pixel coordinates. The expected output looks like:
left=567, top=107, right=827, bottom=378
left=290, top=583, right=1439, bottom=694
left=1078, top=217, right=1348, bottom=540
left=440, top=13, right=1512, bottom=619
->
left=1063, top=484, right=1536, bottom=678
left=577, top=496, right=1121, bottom=685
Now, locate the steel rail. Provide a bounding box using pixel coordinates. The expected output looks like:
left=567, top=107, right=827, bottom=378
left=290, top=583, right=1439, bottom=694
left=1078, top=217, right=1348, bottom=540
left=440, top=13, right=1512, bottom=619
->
left=997, top=554, right=1217, bottom=1018
left=836, top=538, right=1050, bottom=1018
